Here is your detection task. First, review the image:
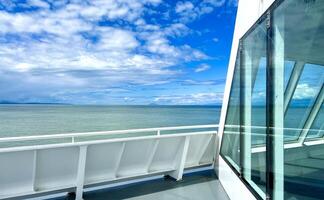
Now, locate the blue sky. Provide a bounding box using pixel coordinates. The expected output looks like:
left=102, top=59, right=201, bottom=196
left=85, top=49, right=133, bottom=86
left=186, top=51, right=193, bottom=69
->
left=0, top=0, right=237, bottom=105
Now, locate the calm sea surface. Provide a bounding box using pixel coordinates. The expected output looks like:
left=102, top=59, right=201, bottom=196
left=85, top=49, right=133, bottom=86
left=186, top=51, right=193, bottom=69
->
left=0, top=105, right=221, bottom=138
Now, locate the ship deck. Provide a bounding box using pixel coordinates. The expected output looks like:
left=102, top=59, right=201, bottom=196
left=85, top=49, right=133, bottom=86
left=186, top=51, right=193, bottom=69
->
left=53, top=170, right=229, bottom=200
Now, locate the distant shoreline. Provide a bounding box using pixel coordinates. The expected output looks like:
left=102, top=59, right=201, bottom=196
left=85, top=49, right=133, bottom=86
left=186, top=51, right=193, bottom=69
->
left=0, top=103, right=222, bottom=107
left=0, top=102, right=314, bottom=107
left=0, top=102, right=70, bottom=105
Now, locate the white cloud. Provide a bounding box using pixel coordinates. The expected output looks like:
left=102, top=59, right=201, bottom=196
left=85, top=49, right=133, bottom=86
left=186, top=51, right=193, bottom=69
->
left=124, top=97, right=134, bottom=102
left=97, top=27, right=139, bottom=51
left=0, top=10, right=92, bottom=36
left=0, top=70, right=86, bottom=103
left=163, top=23, right=190, bottom=37
left=175, top=0, right=227, bottom=23
left=0, top=0, right=213, bottom=103
left=213, top=37, right=219, bottom=42
left=294, top=83, right=318, bottom=100
left=0, top=2, right=204, bottom=73
left=250, top=83, right=321, bottom=102
left=175, top=2, right=194, bottom=13
left=146, top=35, right=177, bottom=55
left=203, top=0, right=226, bottom=7
left=143, top=32, right=206, bottom=61
left=195, top=64, right=211, bottom=72
left=27, top=0, right=50, bottom=9
left=183, top=79, right=223, bottom=85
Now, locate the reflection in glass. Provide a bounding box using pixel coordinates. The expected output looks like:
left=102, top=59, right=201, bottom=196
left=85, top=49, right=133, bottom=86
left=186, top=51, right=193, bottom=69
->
left=285, top=64, right=324, bottom=141
left=307, top=104, right=324, bottom=139
left=241, top=19, right=267, bottom=196
left=273, top=0, right=324, bottom=199
left=220, top=53, right=241, bottom=171
left=220, top=0, right=324, bottom=199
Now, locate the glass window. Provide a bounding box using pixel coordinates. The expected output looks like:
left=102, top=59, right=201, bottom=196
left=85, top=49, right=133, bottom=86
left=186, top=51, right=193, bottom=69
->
left=285, top=64, right=324, bottom=141
left=220, top=0, right=324, bottom=199
left=273, top=0, right=324, bottom=199
left=241, top=19, right=267, bottom=197
left=307, top=103, right=324, bottom=139
left=284, top=61, right=295, bottom=89
left=220, top=53, right=241, bottom=171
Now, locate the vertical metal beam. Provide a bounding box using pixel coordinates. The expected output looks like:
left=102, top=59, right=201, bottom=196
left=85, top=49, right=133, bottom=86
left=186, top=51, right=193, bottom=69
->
left=251, top=55, right=262, bottom=91
left=167, top=136, right=190, bottom=181
left=32, top=150, right=37, bottom=192
left=284, top=61, right=305, bottom=114
left=272, top=13, right=285, bottom=200
left=239, top=40, right=245, bottom=178
left=231, top=129, right=240, bottom=163
left=266, top=10, right=284, bottom=200
left=242, top=40, right=252, bottom=181
left=214, top=133, right=219, bottom=174
left=299, top=85, right=324, bottom=144
left=75, top=145, right=87, bottom=200
left=266, top=10, right=274, bottom=200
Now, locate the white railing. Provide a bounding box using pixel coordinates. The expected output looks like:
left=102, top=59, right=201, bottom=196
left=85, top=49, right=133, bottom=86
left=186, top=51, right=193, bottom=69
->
left=0, top=124, right=218, bottom=200
left=0, top=124, right=218, bottom=144
left=222, top=125, right=324, bottom=153
left=224, top=124, right=324, bottom=143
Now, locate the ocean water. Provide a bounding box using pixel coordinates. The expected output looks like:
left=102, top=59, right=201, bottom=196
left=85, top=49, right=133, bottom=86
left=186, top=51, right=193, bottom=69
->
left=0, top=105, right=221, bottom=138
left=1, top=104, right=318, bottom=141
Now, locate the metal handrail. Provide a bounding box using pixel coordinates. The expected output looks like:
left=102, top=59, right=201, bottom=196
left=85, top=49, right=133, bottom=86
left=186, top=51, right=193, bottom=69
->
left=224, top=124, right=323, bottom=132
left=0, top=124, right=219, bottom=143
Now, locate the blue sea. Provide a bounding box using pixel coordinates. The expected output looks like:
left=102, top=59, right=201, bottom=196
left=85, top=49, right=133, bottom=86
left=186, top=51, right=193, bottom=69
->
left=0, top=105, right=221, bottom=138
left=1, top=104, right=318, bottom=141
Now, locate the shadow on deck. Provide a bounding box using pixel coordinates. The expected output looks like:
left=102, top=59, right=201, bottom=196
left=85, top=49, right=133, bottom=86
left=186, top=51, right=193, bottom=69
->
left=54, top=170, right=229, bottom=200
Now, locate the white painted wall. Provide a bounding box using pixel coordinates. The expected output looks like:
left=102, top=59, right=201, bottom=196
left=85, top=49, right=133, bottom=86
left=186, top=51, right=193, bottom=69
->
left=217, top=0, right=275, bottom=199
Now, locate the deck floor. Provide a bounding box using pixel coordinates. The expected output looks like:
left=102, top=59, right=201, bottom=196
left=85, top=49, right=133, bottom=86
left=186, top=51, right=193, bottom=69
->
left=54, top=170, right=229, bottom=200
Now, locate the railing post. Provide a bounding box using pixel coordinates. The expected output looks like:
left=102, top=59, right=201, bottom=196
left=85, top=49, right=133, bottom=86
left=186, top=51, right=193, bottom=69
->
left=214, top=132, right=219, bottom=176
left=32, top=150, right=37, bottom=191
left=157, top=130, right=160, bottom=135
left=75, top=145, right=87, bottom=200
left=167, top=136, right=190, bottom=181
